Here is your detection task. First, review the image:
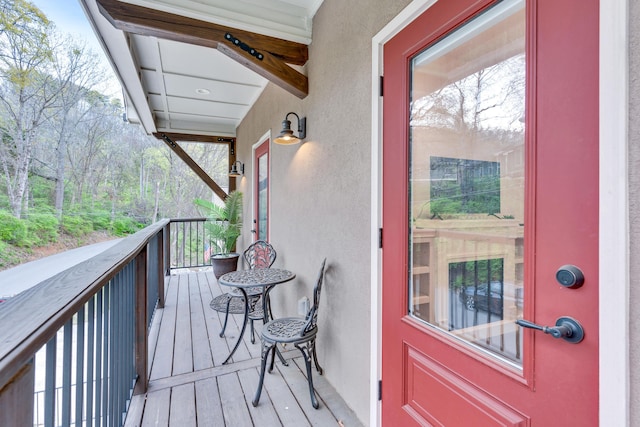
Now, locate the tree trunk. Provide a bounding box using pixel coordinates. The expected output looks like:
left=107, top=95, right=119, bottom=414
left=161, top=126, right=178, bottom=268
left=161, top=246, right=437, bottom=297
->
left=55, top=136, right=66, bottom=219
left=152, top=181, right=160, bottom=223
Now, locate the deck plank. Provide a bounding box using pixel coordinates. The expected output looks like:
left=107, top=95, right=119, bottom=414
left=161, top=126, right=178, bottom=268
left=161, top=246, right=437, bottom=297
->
left=150, top=276, right=179, bottom=380
left=237, top=366, right=282, bottom=426
left=169, top=383, right=197, bottom=426
left=194, top=376, right=224, bottom=425
left=261, top=362, right=311, bottom=426
left=218, top=372, right=254, bottom=427
left=190, top=273, right=214, bottom=371
left=173, top=275, right=194, bottom=375
left=140, top=388, right=170, bottom=427
left=293, top=358, right=363, bottom=426
left=276, top=358, right=338, bottom=426
left=199, top=272, right=234, bottom=365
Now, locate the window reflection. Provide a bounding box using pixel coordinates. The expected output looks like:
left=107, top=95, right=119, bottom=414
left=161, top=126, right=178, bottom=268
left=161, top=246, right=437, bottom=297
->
left=408, top=2, right=525, bottom=367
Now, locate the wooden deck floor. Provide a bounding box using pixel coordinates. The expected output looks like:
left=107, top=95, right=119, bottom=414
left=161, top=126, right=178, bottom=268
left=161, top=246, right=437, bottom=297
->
left=124, top=269, right=362, bottom=427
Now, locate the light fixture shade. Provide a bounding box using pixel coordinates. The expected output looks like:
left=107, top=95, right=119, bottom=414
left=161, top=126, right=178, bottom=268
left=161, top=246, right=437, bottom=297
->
left=229, top=161, right=244, bottom=177
left=274, top=113, right=306, bottom=145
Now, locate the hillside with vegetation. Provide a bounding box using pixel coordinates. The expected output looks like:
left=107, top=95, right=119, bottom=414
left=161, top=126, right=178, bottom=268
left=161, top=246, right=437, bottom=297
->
left=0, top=0, right=229, bottom=270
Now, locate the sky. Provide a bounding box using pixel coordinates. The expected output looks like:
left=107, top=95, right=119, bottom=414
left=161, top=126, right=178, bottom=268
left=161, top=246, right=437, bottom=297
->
left=30, top=0, right=123, bottom=100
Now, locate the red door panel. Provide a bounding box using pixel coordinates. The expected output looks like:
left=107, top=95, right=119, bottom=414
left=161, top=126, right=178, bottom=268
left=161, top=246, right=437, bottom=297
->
left=382, top=0, right=598, bottom=425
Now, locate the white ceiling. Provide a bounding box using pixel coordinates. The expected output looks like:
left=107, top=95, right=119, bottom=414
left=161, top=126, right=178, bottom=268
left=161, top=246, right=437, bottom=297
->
left=80, top=0, right=322, bottom=137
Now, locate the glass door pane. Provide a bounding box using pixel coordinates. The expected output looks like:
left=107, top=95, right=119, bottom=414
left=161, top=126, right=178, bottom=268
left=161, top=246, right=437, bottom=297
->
left=257, top=151, right=268, bottom=240
left=409, top=1, right=525, bottom=367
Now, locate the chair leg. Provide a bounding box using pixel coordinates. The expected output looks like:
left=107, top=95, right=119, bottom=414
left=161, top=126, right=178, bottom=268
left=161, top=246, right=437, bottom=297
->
left=268, top=345, right=277, bottom=373
left=267, top=297, right=274, bottom=321
left=296, top=342, right=319, bottom=409
left=253, top=341, right=274, bottom=407
left=250, top=319, right=256, bottom=344
left=311, top=341, right=323, bottom=375
left=219, top=296, right=232, bottom=338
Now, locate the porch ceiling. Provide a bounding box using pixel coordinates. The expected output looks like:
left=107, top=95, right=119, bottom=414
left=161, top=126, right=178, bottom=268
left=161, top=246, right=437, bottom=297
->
left=80, top=0, right=322, bottom=138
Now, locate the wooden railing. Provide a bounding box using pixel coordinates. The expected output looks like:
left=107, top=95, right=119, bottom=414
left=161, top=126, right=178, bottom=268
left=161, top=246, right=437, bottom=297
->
left=168, top=217, right=211, bottom=271
left=169, top=217, right=234, bottom=271
left=0, top=220, right=170, bottom=427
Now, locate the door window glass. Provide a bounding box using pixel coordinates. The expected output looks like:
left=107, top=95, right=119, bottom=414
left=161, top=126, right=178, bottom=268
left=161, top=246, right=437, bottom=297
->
left=409, top=1, right=525, bottom=367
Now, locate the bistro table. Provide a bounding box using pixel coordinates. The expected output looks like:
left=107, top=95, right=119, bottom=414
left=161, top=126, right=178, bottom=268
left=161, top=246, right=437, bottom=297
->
left=218, top=268, right=296, bottom=364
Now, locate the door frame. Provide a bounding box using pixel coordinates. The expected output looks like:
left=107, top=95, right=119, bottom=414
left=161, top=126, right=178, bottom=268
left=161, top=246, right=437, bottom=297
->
left=252, top=131, right=271, bottom=242
left=369, top=0, right=629, bottom=425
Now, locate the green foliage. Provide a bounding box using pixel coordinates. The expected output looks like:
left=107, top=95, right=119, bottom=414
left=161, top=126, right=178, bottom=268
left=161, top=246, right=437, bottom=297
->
left=88, top=210, right=113, bottom=231
left=0, top=210, right=28, bottom=245
left=26, top=212, right=58, bottom=245
left=111, top=216, right=143, bottom=237
left=429, top=196, right=462, bottom=216
left=194, top=191, right=243, bottom=256
left=0, top=239, right=25, bottom=269
left=429, top=158, right=501, bottom=216
left=29, top=176, right=55, bottom=208
left=61, top=214, right=93, bottom=237
left=449, top=258, right=504, bottom=289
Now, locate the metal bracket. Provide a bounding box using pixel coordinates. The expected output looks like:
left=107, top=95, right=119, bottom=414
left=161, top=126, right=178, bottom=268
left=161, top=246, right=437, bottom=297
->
left=225, top=33, right=264, bottom=60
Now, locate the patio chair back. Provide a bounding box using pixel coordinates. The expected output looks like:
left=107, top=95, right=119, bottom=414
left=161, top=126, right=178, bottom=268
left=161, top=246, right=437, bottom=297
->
left=243, top=240, right=276, bottom=269
left=302, top=258, right=327, bottom=336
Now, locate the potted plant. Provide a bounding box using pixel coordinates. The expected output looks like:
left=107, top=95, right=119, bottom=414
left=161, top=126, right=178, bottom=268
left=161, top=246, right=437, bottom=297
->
left=194, top=190, right=243, bottom=278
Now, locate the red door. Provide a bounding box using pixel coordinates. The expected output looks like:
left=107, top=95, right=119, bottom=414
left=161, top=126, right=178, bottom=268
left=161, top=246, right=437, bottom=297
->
left=254, top=138, right=270, bottom=241
left=381, top=0, right=598, bottom=425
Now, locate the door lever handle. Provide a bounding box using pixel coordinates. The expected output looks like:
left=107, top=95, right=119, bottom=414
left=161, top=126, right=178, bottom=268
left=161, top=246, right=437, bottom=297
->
left=516, top=317, right=584, bottom=344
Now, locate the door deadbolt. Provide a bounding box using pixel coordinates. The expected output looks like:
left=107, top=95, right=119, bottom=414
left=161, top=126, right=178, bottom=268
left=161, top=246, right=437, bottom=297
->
left=516, top=317, right=585, bottom=344
left=556, top=265, right=585, bottom=288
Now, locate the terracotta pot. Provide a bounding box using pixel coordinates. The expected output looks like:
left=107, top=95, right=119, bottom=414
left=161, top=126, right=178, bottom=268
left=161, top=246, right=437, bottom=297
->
left=211, top=253, right=240, bottom=279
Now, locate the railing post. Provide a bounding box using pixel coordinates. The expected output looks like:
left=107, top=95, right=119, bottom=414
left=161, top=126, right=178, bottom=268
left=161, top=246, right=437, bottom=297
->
left=164, top=222, right=171, bottom=277
left=0, top=361, right=35, bottom=426
left=134, top=248, right=148, bottom=395
left=158, top=228, right=166, bottom=309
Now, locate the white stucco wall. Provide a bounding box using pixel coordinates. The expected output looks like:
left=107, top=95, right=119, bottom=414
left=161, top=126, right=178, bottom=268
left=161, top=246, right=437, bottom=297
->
left=234, top=0, right=410, bottom=423
left=630, top=0, right=640, bottom=423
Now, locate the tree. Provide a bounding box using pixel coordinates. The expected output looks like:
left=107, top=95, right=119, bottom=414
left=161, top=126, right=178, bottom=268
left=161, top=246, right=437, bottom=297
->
left=46, top=37, right=106, bottom=218
left=0, top=1, right=55, bottom=217
left=0, top=0, right=48, bottom=37
left=411, top=53, right=525, bottom=134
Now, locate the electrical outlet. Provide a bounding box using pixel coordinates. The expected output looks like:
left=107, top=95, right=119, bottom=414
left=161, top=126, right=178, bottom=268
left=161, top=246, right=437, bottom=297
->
left=298, top=296, right=310, bottom=315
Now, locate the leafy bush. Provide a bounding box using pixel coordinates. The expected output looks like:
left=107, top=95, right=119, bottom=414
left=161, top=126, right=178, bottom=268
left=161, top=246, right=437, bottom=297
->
left=194, top=191, right=243, bottom=256
left=111, top=216, right=143, bottom=236
left=89, top=210, right=112, bottom=230
left=26, top=213, right=59, bottom=245
left=62, top=215, right=94, bottom=237
left=0, top=210, right=28, bottom=246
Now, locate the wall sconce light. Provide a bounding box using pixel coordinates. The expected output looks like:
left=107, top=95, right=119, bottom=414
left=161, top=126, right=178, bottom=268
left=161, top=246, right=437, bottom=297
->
left=274, top=112, right=306, bottom=145
left=229, top=161, right=244, bottom=177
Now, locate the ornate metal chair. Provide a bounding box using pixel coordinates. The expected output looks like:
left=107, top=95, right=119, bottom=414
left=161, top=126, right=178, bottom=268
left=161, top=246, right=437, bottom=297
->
left=209, top=240, right=276, bottom=342
left=253, top=258, right=326, bottom=409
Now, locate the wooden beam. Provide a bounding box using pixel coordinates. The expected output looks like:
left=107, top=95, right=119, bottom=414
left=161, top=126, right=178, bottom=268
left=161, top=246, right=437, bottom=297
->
left=217, top=42, right=308, bottom=99
left=154, top=133, right=228, bottom=201
left=157, top=133, right=235, bottom=144
left=157, top=132, right=237, bottom=193
left=97, top=0, right=308, bottom=98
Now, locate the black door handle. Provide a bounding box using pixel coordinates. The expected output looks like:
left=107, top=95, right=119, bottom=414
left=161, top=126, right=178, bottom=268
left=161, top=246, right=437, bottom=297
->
left=516, top=317, right=584, bottom=343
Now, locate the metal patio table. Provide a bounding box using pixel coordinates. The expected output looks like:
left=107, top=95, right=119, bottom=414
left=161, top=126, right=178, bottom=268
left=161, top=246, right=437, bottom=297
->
left=218, top=268, right=296, bottom=364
